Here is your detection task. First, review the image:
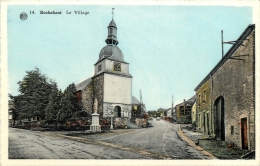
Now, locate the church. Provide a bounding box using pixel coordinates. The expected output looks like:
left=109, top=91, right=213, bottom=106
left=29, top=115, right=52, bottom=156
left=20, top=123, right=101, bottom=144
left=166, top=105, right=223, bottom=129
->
left=76, top=11, right=134, bottom=126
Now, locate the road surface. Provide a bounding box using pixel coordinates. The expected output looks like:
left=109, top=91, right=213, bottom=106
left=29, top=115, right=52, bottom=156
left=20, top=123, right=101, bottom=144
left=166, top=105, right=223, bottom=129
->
left=9, top=128, right=152, bottom=159
left=86, top=118, right=209, bottom=159
left=9, top=119, right=209, bottom=159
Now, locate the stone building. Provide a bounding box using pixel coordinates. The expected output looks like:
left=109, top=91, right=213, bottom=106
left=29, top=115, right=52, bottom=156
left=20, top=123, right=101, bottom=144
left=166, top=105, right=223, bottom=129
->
left=175, top=95, right=196, bottom=124
left=76, top=16, right=133, bottom=127
left=131, top=96, right=144, bottom=118
left=195, top=79, right=212, bottom=135
left=194, top=24, right=255, bottom=151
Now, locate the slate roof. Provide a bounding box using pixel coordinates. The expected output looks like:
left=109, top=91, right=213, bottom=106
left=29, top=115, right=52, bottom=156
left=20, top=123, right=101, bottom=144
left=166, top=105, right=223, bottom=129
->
left=76, top=78, right=92, bottom=91
left=175, top=95, right=196, bottom=107
left=186, top=95, right=196, bottom=105
left=96, top=45, right=127, bottom=64
left=132, top=96, right=141, bottom=105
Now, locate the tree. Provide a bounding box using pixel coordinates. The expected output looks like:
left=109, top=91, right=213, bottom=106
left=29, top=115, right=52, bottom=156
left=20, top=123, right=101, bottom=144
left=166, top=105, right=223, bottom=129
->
left=57, top=83, right=81, bottom=123
left=147, top=110, right=156, bottom=117
left=8, top=94, right=21, bottom=126
left=45, top=82, right=62, bottom=123
left=10, top=67, right=53, bottom=120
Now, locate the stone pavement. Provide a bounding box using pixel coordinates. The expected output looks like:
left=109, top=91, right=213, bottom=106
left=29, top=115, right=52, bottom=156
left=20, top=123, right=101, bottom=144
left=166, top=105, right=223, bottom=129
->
left=181, top=128, right=203, bottom=141
left=178, top=124, right=254, bottom=159
left=176, top=125, right=217, bottom=159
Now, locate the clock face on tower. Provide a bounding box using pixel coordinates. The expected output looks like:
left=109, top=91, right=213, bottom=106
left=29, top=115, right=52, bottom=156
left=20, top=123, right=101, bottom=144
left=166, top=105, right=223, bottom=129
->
left=114, top=62, right=121, bottom=71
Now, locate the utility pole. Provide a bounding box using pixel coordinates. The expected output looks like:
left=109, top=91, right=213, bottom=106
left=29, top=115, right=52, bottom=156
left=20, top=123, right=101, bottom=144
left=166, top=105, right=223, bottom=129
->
left=172, top=95, right=174, bottom=116
left=184, top=99, right=186, bottom=116
left=140, top=89, right=143, bottom=104
left=221, top=30, right=224, bottom=58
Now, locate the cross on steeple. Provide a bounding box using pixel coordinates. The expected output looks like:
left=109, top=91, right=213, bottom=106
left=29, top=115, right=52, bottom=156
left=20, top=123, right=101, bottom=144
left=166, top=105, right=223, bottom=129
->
left=112, top=8, right=114, bottom=20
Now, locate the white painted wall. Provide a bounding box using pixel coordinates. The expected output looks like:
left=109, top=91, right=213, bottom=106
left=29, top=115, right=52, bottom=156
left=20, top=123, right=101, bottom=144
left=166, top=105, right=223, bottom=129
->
left=94, top=59, right=129, bottom=76
left=94, top=60, right=106, bottom=75
left=103, top=73, right=132, bottom=104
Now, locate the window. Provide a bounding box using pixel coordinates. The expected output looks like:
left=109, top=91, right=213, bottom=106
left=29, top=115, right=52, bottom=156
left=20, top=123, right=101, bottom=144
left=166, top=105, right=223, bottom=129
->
left=98, top=65, right=101, bottom=71
left=198, top=94, right=201, bottom=105
left=231, top=126, right=234, bottom=135
left=203, top=90, right=206, bottom=103
left=109, top=28, right=113, bottom=34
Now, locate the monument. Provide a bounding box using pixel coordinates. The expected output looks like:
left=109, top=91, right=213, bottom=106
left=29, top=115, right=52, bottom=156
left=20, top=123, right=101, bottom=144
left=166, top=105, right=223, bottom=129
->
left=90, top=98, right=101, bottom=132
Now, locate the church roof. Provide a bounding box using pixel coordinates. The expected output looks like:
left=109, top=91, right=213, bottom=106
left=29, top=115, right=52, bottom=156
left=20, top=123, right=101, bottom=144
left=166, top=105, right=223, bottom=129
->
left=97, top=45, right=126, bottom=64
left=132, top=96, right=141, bottom=104
left=76, top=78, right=92, bottom=91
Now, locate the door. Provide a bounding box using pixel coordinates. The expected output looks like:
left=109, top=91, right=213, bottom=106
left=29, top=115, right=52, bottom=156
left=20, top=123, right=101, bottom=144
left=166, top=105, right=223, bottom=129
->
left=203, top=113, right=206, bottom=132
left=241, top=118, right=248, bottom=149
left=207, top=113, right=210, bottom=135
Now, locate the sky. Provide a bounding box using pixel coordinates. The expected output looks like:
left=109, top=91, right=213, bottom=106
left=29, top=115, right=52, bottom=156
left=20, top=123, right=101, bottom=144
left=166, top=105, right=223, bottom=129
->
left=7, top=5, right=253, bottom=111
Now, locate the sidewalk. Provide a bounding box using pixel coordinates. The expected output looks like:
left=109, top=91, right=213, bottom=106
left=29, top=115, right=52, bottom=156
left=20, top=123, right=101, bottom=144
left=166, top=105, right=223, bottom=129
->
left=177, top=124, right=253, bottom=159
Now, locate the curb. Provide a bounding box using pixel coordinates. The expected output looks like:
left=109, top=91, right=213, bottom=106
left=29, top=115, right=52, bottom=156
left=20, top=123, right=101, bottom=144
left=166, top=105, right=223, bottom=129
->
left=177, top=125, right=218, bottom=159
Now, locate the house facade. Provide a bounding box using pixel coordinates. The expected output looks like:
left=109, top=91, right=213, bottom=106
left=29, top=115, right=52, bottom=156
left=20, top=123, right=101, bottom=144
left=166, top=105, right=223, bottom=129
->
left=191, top=101, right=196, bottom=125
left=194, top=24, right=255, bottom=151
left=166, top=108, right=172, bottom=118
left=195, top=79, right=212, bottom=135
left=175, top=96, right=196, bottom=124
left=131, top=96, right=146, bottom=118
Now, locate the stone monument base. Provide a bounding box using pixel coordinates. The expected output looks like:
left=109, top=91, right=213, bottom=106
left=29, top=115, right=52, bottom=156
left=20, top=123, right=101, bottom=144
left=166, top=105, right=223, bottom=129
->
left=90, top=125, right=101, bottom=132
left=90, top=112, right=101, bottom=132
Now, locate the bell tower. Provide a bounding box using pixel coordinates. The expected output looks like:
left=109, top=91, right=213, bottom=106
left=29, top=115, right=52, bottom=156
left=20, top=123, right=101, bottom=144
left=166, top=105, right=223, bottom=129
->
left=92, top=8, right=132, bottom=119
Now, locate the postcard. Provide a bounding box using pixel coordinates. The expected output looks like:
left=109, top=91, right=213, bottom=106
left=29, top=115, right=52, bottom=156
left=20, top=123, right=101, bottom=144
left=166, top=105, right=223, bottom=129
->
left=1, top=1, right=259, bottom=166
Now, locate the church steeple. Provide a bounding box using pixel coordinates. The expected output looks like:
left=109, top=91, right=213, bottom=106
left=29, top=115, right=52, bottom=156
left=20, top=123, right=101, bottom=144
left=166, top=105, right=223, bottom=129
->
left=105, top=8, right=119, bottom=45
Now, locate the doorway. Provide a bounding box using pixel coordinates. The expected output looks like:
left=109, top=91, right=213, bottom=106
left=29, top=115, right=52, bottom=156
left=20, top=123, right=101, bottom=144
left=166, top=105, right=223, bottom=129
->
left=114, top=106, right=121, bottom=117
left=214, top=96, right=225, bottom=141
left=207, top=113, right=210, bottom=135
left=241, top=118, right=248, bottom=149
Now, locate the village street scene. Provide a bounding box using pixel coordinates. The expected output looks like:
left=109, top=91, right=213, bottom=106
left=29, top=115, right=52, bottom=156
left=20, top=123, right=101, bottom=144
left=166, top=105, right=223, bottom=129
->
left=5, top=4, right=257, bottom=162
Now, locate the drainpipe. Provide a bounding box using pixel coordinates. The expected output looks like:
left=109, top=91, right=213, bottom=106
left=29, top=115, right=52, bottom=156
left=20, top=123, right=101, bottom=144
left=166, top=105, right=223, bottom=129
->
left=210, top=73, right=213, bottom=137
left=248, top=109, right=253, bottom=151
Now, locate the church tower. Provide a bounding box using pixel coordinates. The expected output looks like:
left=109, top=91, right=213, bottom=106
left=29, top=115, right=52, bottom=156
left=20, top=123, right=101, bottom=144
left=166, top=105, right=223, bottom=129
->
left=93, top=9, right=132, bottom=119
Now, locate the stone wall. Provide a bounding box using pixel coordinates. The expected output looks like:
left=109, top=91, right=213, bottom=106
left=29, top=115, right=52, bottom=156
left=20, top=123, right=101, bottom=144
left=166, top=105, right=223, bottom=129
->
left=211, top=30, right=255, bottom=150
left=81, top=74, right=104, bottom=116
left=135, top=118, right=147, bottom=127
left=93, top=75, right=104, bottom=115
left=114, top=117, right=128, bottom=129
left=103, top=103, right=132, bottom=118
left=81, top=82, right=93, bottom=115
